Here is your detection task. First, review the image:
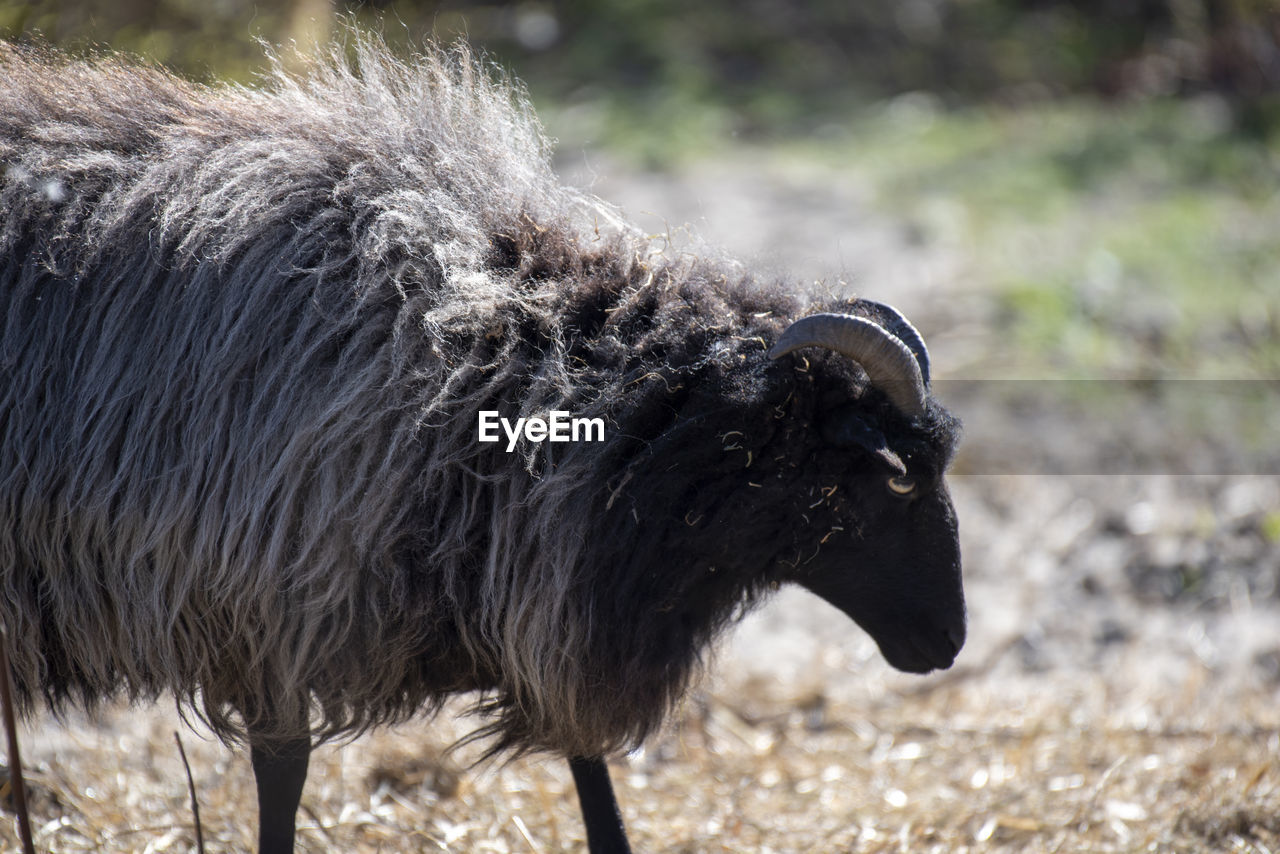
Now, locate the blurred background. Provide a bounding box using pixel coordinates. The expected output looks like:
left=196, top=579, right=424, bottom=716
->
left=3, top=1, right=1278, bottom=382
left=4, top=2, right=1280, bottom=851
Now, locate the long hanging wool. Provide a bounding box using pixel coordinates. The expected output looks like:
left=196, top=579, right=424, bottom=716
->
left=0, top=35, right=837, bottom=758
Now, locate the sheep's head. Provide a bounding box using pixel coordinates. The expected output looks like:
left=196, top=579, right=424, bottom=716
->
left=555, top=293, right=965, bottom=752
left=770, top=299, right=965, bottom=674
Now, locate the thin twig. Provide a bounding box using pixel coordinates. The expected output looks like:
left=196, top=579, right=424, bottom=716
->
left=511, top=814, right=542, bottom=852
left=0, top=624, right=35, bottom=854
left=173, top=732, right=206, bottom=854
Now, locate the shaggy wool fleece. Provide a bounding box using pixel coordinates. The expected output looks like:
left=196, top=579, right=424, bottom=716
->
left=0, top=36, right=840, bottom=757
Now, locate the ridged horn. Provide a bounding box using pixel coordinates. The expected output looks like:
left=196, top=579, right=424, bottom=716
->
left=854, top=299, right=931, bottom=387
left=769, top=312, right=927, bottom=417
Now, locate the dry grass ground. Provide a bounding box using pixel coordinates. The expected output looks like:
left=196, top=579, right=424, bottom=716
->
left=7, top=476, right=1280, bottom=853
left=8, top=635, right=1280, bottom=853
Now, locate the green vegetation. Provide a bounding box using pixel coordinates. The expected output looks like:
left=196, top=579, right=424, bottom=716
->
left=1264, top=511, right=1280, bottom=544
left=807, top=99, right=1280, bottom=379
left=5, top=1, right=1278, bottom=122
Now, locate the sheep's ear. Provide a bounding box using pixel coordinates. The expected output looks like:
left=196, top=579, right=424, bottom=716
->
left=821, top=411, right=907, bottom=476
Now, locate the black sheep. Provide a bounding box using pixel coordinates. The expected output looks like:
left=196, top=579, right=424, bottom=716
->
left=0, top=36, right=965, bottom=853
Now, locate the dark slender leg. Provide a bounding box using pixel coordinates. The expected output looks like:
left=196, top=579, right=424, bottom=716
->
left=250, top=735, right=310, bottom=854
left=569, top=755, right=632, bottom=854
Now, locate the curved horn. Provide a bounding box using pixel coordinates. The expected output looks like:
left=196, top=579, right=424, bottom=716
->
left=769, top=313, right=927, bottom=417
left=854, top=299, right=931, bottom=387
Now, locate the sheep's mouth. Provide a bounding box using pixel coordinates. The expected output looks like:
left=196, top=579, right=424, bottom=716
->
left=873, top=623, right=964, bottom=674
left=803, top=582, right=967, bottom=674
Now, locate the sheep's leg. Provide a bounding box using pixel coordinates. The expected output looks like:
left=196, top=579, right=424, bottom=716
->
left=569, top=755, right=631, bottom=853
left=249, top=735, right=310, bottom=854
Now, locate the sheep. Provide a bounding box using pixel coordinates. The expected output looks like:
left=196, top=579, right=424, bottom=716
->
left=0, top=35, right=966, bottom=853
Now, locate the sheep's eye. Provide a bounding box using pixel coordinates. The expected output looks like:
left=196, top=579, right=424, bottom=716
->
left=887, top=475, right=916, bottom=496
